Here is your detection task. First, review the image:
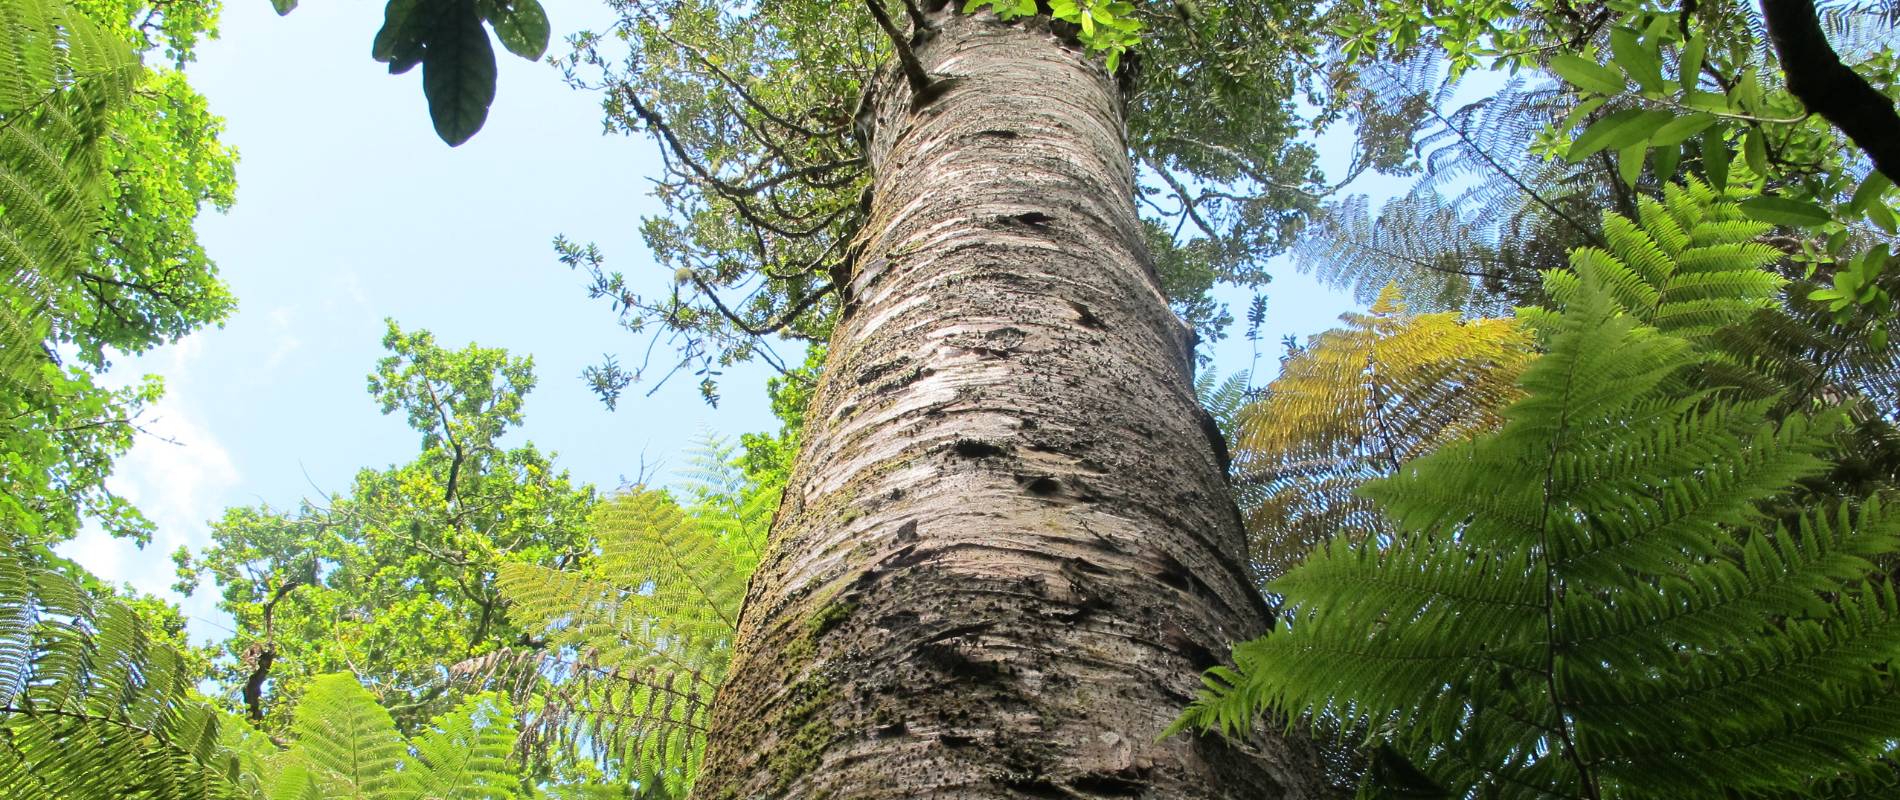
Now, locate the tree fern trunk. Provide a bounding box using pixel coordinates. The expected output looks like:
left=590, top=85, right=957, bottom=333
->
left=695, top=8, right=1332, bottom=798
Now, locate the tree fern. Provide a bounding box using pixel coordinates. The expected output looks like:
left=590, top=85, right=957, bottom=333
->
left=487, top=441, right=771, bottom=790
left=1179, top=197, right=1900, bottom=798
left=1298, top=58, right=1604, bottom=315
left=0, top=0, right=139, bottom=383
left=408, top=693, right=520, bottom=800
left=246, top=673, right=524, bottom=800
left=0, top=548, right=249, bottom=799
left=1196, top=368, right=1254, bottom=440
left=1235, top=284, right=1535, bottom=581
left=285, top=673, right=412, bottom=799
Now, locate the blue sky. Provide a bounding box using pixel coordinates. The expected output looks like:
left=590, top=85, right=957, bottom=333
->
left=58, top=0, right=1382, bottom=644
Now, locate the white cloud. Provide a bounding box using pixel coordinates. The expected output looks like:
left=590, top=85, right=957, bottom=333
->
left=55, top=334, right=242, bottom=645
left=336, top=269, right=370, bottom=311
left=262, top=306, right=303, bottom=371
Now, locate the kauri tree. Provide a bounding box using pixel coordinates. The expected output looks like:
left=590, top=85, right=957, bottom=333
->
left=540, top=1, right=1352, bottom=797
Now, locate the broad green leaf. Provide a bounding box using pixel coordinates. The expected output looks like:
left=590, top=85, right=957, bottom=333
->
left=374, top=0, right=436, bottom=74
left=1568, top=109, right=1670, bottom=162
left=1850, top=172, right=1892, bottom=214
left=1740, top=196, right=1832, bottom=228
left=1652, top=142, right=1680, bottom=181
left=270, top=0, right=298, bottom=15
left=1650, top=112, right=1716, bottom=146
left=1702, top=127, right=1731, bottom=190
left=1870, top=200, right=1899, bottom=234
left=1743, top=128, right=1768, bottom=177
left=422, top=5, right=498, bottom=146
left=1618, top=141, right=1645, bottom=188
left=1733, top=66, right=1764, bottom=111
left=1550, top=54, right=1625, bottom=95
left=1558, top=97, right=1606, bottom=133
left=1610, top=28, right=1663, bottom=94
left=1679, top=33, right=1705, bottom=89
left=481, top=0, right=549, bottom=61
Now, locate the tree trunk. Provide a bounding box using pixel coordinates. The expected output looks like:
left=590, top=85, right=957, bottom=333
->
left=695, top=8, right=1332, bottom=798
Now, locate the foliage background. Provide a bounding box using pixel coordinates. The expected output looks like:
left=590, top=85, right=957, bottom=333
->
left=60, top=0, right=1375, bottom=648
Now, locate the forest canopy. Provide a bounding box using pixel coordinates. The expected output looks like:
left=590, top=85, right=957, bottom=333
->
left=4, top=0, right=1900, bottom=797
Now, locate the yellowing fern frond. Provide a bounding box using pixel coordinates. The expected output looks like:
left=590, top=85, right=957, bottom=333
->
left=1236, top=283, right=1535, bottom=579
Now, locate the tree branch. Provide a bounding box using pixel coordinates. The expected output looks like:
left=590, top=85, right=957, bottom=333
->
left=240, top=576, right=303, bottom=722
left=623, top=87, right=854, bottom=240
left=1760, top=0, right=1900, bottom=184
left=687, top=274, right=838, bottom=337
left=862, top=0, right=932, bottom=96
left=1148, top=159, right=1220, bottom=240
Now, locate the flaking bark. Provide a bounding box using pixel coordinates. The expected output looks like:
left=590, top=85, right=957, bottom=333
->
left=694, top=8, right=1334, bottom=798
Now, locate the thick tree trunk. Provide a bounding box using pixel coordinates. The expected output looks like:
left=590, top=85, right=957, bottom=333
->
left=695, top=8, right=1332, bottom=799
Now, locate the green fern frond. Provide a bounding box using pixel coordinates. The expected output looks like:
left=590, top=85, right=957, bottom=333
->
left=0, top=0, right=138, bottom=109
left=286, top=673, right=409, bottom=799
left=1195, top=368, right=1253, bottom=440
left=1181, top=201, right=1900, bottom=798
left=410, top=692, right=519, bottom=800
left=488, top=472, right=770, bottom=789
left=1528, top=181, right=1785, bottom=346
left=0, top=0, right=139, bottom=384
left=0, top=548, right=249, bottom=799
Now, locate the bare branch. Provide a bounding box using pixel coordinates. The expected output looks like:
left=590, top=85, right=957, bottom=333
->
left=622, top=87, right=855, bottom=239
left=1148, top=159, right=1220, bottom=240
left=862, top=0, right=932, bottom=94
left=688, top=274, right=838, bottom=337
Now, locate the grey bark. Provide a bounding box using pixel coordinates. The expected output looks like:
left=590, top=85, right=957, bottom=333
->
left=694, top=8, right=1333, bottom=798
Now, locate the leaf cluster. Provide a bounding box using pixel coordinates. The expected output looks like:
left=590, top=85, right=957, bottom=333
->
left=179, top=324, right=596, bottom=732
left=3, top=0, right=236, bottom=549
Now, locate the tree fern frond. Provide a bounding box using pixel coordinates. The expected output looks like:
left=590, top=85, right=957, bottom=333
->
left=287, top=673, right=409, bottom=799
left=1233, top=284, right=1535, bottom=580
left=410, top=692, right=519, bottom=800
left=488, top=476, right=770, bottom=789
left=1183, top=190, right=1900, bottom=798
left=1195, top=368, right=1253, bottom=442
left=0, top=0, right=139, bottom=385
left=0, top=545, right=248, bottom=799
left=1295, top=63, right=1603, bottom=315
